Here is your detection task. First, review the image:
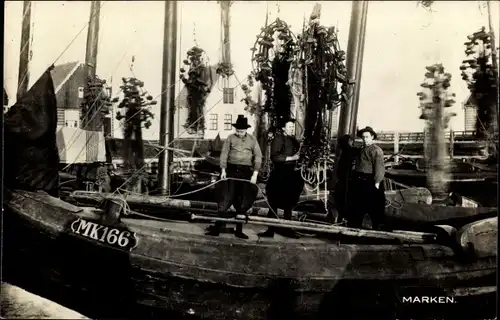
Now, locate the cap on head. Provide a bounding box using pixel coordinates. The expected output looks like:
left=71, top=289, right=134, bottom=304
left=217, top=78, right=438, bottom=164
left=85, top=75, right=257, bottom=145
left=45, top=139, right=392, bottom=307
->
left=357, top=126, right=377, bottom=140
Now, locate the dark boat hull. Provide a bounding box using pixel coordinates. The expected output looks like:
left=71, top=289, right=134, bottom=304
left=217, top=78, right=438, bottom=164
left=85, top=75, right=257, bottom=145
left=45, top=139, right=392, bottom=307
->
left=2, top=190, right=497, bottom=319
left=386, top=168, right=498, bottom=207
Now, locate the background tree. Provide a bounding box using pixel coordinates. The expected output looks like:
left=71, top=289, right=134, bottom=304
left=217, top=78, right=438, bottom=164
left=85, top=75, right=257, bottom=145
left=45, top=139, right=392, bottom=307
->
left=460, top=26, right=498, bottom=158
left=418, top=64, right=456, bottom=199
left=115, top=77, right=156, bottom=192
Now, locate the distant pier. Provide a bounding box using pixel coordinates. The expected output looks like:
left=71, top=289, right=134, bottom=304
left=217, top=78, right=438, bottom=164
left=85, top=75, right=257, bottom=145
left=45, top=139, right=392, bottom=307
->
left=354, top=130, right=498, bottom=159
left=0, top=283, right=89, bottom=319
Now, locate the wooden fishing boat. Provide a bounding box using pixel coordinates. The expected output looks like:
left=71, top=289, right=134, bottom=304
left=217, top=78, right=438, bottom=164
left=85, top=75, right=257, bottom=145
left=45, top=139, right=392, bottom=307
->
left=2, top=189, right=497, bottom=320
left=68, top=177, right=496, bottom=232
left=3, top=3, right=497, bottom=320
left=386, top=169, right=497, bottom=208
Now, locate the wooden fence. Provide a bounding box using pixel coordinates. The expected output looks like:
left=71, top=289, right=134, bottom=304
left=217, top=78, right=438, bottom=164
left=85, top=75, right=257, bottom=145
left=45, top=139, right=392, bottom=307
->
left=375, top=130, right=499, bottom=142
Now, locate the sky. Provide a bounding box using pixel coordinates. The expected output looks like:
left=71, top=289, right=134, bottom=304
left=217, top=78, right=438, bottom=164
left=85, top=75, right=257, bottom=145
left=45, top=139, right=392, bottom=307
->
left=4, top=1, right=499, bottom=140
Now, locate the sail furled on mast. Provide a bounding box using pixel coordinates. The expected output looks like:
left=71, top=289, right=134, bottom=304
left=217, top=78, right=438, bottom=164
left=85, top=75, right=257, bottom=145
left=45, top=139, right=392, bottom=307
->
left=4, top=69, right=60, bottom=197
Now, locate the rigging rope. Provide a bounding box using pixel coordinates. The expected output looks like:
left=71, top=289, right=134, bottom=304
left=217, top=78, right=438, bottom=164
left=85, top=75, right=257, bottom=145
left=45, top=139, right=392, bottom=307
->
left=98, top=77, right=249, bottom=205
left=51, top=1, right=107, bottom=67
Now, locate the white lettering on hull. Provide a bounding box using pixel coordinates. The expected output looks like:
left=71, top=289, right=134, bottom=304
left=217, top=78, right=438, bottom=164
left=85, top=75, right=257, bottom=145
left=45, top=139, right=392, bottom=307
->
left=70, top=218, right=138, bottom=250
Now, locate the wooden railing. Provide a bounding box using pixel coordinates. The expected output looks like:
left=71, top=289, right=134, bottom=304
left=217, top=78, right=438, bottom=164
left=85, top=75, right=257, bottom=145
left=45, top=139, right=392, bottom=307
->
left=375, top=130, right=484, bottom=142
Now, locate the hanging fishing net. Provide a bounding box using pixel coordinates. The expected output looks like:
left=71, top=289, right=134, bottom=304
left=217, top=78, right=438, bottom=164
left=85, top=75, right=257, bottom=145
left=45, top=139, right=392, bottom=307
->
left=180, top=46, right=213, bottom=135
left=417, top=63, right=456, bottom=197
left=246, top=18, right=297, bottom=136
left=294, top=15, right=350, bottom=174
left=242, top=10, right=350, bottom=187
left=115, top=77, right=156, bottom=191
left=460, top=27, right=499, bottom=143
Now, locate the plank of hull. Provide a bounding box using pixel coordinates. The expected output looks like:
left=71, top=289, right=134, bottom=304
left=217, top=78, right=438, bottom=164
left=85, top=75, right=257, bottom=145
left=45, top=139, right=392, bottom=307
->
left=254, top=187, right=433, bottom=207
left=3, top=190, right=497, bottom=319
left=386, top=168, right=497, bottom=181
left=456, top=218, right=497, bottom=259
left=385, top=203, right=497, bottom=228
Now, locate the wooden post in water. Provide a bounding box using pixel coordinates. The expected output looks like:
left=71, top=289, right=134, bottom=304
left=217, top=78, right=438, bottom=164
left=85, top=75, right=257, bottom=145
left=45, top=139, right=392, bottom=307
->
left=158, top=1, right=178, bottom=195
left=449, top=129, right=454, bottom=159
left=16, top=1, right=32, bottom=100
left=393, top=131, right=400, bottom=163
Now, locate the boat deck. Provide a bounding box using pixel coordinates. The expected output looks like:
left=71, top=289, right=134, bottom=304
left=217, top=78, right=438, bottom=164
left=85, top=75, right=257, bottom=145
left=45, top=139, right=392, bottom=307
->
left=124, top=217, right=327, bottom=244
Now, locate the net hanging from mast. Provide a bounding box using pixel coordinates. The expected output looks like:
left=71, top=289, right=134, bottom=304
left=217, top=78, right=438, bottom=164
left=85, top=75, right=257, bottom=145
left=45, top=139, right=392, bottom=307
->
left=241, top=3, right=350, bottom=187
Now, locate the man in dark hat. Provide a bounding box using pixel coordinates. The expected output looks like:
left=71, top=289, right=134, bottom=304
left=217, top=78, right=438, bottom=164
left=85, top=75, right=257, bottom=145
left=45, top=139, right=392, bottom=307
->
left=350, top=126, right=387, bottom=230
left=206, top=115, right=262, bottom=239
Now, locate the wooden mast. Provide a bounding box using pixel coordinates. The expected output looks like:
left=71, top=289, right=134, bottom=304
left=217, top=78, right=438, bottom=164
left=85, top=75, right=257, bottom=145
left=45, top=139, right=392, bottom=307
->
left=486, top=0, right=498, bottom=72
left=336, top=1, right=369, bottom=145
left=82, top=1, right=102, bottom=163
left=220, top=0, right=232, bottom=66
left=486, top=0, right=499, bottom=136
left=349, top=2, right=369, bottom=133
left=17, top=1, right=32, bottom=100
left=158, top=1, right=179, bottom=194
left=82, top=0, right=101, bottom=130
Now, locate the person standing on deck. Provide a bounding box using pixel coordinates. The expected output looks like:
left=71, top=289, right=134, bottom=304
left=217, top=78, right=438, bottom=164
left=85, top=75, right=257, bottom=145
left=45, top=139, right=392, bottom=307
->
left=258, top=119, right=304, bottom=239
left=350, top=126, right=387, bottom=230
left=327, top=134, right=356, bottom=223
left=96, top=162, right=112, bottom=193
left=206, top=115, right=262, bottom=239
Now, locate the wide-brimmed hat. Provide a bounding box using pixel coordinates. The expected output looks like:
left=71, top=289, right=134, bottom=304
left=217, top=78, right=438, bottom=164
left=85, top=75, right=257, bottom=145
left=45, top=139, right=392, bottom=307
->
left=232, top=115, right=251, bottom=129
left=357, top=126, right=377, bottom=139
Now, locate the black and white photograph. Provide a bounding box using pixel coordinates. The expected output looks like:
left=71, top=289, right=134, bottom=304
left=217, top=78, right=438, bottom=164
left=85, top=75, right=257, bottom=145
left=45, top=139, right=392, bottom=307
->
left=1, top=1, right=498, bottom=319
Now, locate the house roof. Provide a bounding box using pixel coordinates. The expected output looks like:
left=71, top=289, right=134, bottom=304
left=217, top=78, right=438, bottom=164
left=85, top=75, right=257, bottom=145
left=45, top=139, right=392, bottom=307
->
left=51, top=61, right=82, bottom=93
left=464, top=94, right=477, bottom=107
left=3, top=87, right=8, bottom=106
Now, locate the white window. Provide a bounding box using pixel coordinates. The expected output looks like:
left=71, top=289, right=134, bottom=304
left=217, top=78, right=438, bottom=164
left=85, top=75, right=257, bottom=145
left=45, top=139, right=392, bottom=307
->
left=223, top=88, right=234, bottom=104
left=224, top=114, right=232, bottom=130
left=209, top=114, right=218, bottom=130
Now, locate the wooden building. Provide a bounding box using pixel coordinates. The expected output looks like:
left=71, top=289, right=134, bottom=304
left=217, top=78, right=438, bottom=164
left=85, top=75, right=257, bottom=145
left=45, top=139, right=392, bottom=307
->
left=52, top=61, right=114, bottom=132
left=463, top=94, right=477, bottom=132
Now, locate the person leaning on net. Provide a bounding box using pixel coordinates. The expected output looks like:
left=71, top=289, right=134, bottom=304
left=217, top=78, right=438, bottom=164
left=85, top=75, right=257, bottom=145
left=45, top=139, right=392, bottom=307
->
left=206, top=115, right=262, bottom=239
